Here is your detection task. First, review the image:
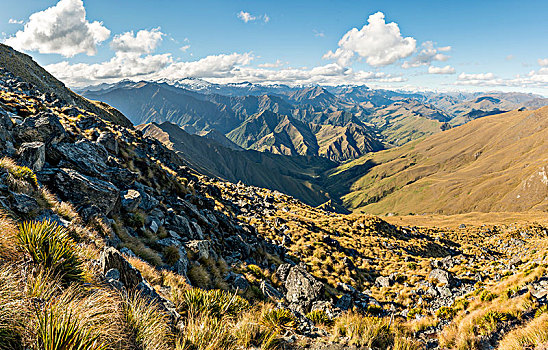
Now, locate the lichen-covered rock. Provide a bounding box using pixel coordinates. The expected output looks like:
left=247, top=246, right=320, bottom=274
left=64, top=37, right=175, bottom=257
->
left=429, top=268, right=455, bottom=287
left=17, top=141, right=45, bottom=171
left=53, top=168, right=119, bottom=215
left=50, top=139, right=109, bottom=176
left=285, top=265, right=325, bottom=314
left=14, top=112, right=66, bottom=144
left=121, top=189, right=141, bottom=212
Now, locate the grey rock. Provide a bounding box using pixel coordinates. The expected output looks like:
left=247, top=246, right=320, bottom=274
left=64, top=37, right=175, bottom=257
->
left=260, top=280, right=282, bottom=299
left=285, top=265, right=324, bottom=314
left=17, top=142, right=45, bottom=171
left=276, top=263, right=292, bottom=282
left=334, top=294, right=353, bottom=310
left=429, top=268, right=455, bottom=287
left=121, top=189, right=141, bottom=212
left=15, top=112, right=66, bottom=145
left=185, top=240, right=211, bottom=260
left=96, top=132, right=119, bottom=155
left=10, top=192, right=40, bottom=215
left=50, top=139, right=108, bottom=176
left=53, top=168, right=119, bottom=215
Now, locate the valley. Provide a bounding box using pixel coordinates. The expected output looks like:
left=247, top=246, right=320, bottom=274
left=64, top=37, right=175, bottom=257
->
left=0, top=40, right=546, bottom=350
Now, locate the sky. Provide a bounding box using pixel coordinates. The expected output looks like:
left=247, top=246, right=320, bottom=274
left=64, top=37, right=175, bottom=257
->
left=0, top=0, right=547, bottom=95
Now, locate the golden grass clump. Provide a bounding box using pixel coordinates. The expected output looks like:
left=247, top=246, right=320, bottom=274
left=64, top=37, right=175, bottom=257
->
left=122, top=292, right=172, bottom=350
left=17, top=220, right=85, bottom=283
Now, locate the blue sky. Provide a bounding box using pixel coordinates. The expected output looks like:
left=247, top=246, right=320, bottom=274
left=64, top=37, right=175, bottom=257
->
left=1, top=0, right=547, bottom=95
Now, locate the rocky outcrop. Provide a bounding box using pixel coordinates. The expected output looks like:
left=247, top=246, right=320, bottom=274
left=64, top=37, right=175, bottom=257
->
left=14, top=111, right=66, bottom=145
left=16, top=142, right=45, bottom=172
left=278, top=264, right=324, bottom=314
left=51, top=168, right=119, bottom=214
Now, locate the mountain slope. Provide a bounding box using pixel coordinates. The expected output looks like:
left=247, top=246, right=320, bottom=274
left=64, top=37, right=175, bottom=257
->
left=139, top=121, right=333, bottom=206
left=326, top=106, right=548, bottom=214
left=0, top=44, right=131, bottom=127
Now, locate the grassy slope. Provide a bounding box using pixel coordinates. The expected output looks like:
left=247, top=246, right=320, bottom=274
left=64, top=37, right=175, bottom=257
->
left=326, top=106, right=548, bottom=215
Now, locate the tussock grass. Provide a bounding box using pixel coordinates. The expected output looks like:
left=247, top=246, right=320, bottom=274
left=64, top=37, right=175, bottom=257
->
left=498, top=313, right=548, bottom=350
left=17, top=220, right=85, bottom=283
left=122, top=292, right=172, bottom=350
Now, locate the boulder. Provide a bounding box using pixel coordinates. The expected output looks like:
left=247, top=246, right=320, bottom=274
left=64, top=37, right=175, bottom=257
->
left=375, top=276, right=392, bottom=288
left=10, top=192, right=40, bottom=215
left=17, top=142, right=45, bottom=172
left=121, top=189, right=141, bottom=212
left=53, top=168, right=119, bottom=215
left=185, top=240, right=211, bottom=260
left=14, top=112, right=66, bottom=145
left=285, top=265, right=325, bottom=314
left=50, top=139, right=108, bottom=176
left=260, top=280, right=283, bottom=299
left=100, top=247, right=143, bottom=288
left=429, top=268, right=455, bottom=287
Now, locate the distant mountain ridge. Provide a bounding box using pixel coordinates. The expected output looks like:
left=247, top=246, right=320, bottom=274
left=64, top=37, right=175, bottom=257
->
left=81, top=78, right=547, bottom=164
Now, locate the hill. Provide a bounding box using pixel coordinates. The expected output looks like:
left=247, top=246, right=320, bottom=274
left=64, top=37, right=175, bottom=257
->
left=326, top=106, right=548, bottom=215
left=138, top=121, right=333, bottom=206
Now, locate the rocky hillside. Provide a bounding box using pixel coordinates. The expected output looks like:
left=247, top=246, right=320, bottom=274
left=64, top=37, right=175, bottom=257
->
left=326, top=106, right=548, bottom=215
left=1, top=45, right=547, bottom=350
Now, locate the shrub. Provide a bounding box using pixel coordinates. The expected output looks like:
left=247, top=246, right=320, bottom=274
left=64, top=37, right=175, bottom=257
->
left=35, top=287, right=120, bottom=350
left=17, top=220, right=84, bottom=283
left=436, top=306, right=457, bottom=320
left=476, top=311, right=509, bottom=335
left=479, top=290, right=497, bottom=302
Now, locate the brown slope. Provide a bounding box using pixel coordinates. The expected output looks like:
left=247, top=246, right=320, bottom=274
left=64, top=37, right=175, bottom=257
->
left=326, top=106, right=548, bottom=214
left=0, top=44, right=132, bottom=127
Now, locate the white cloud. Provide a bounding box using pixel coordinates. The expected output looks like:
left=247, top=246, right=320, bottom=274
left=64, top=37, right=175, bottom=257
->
left=4, top=0, right=110, bottom=57
left=402, top=41, right=450, bottom=69
left=180, top=45, right=191, bottom=52
left=458, top=72, right=496, bottom=81
left=323, top=12, right=416, bottom=67
left=313, top=30, right=325, bottom=38
left=110, top=28, right=164, bottom=56
left=237, top=11, right=256, bottom=23
left=454, top=68, right=547, bottom=88
left=539, top=58, right=548, bottom=66
left=237, top=11, right=269, bottom=23
left=258, top=60, right=283, bottom=68
left=428, top=65, right=455, bottom=74
left=438, top=46, right=451, bottom=52
left=46, top=53, right=172, bottom=85
left=8, top=19, right=23, bottom=24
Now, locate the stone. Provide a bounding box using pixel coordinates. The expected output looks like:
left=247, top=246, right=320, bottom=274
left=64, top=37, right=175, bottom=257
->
left=276, top=263, right=292, bottom=282
left=285, top=265, right=325, bottom=314
left=375, top=276, right=392, bottom=288
left=50, top=139, right=108, bottom=176
left=121, top=189, right=141, bottom=212
left=53, top=168, right=119, bottom=215
left=334, top=294, right=353, bottom=310
left=100, top=247, right=143, bottom=288
left=17, top=142, right=45, bottom=172
left=260, top=280, right=283, bottom=299
left=185, top=240, right=211, bottom=260
left=10, top=192, right=40, bottom=215
left=429, top=268, right=455, bottom=287
left=96, top=132, right=119, bottom=155
left=14, top=112, right=66, bottom=145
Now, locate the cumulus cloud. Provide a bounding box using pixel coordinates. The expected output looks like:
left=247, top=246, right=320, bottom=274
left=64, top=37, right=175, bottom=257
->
left=258, top=60, right=283, bottom=68
left=4, top=0, right=110, bottom=57
left=539, top=58, right=548, bottom=66
left=428, top=65, right=455, bottom=74
left=323, top=12, right=416, bottom=67
left=402, top=41, right=450, bottom=69
left=8, top=19, right=23, bottom=25
left=110, top=28, right=164, bottom=56
left=46, top=53, right=173, bottom=85
left=180, top=45, right=191, bottom=52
